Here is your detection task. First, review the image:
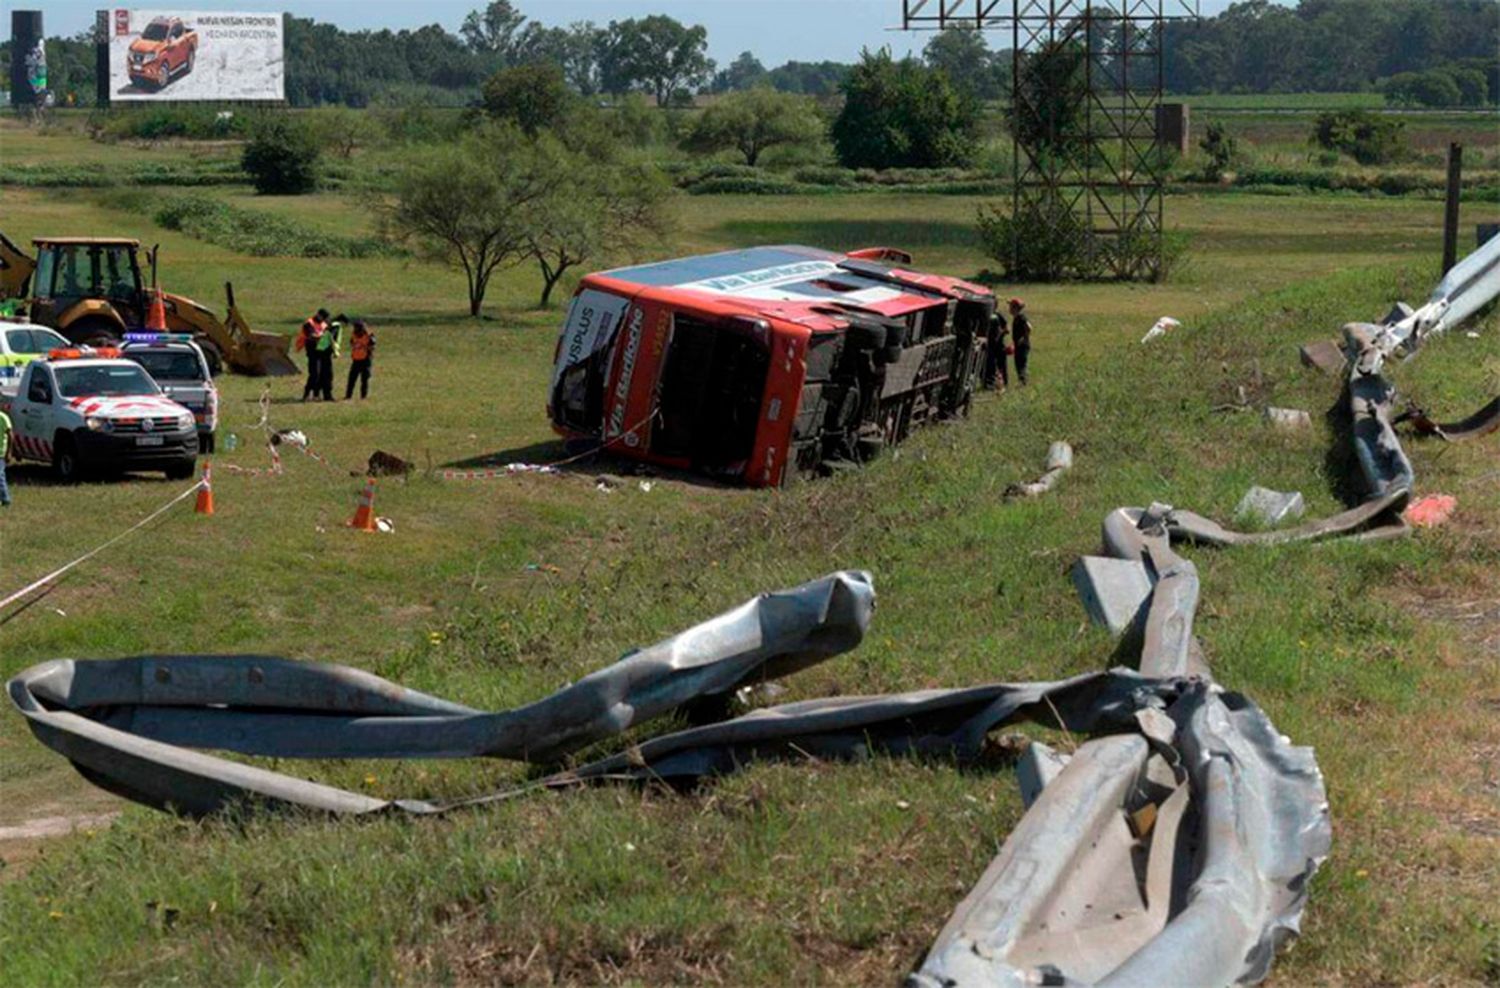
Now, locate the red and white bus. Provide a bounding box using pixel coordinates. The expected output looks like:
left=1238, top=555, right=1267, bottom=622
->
left=548, top=245, right=994, bottom=487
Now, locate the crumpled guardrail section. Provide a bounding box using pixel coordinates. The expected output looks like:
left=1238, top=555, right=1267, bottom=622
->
left=898, top=494, right=1329, bottom=988
left=7, top=571, right=876, bottom=816
left=7, top=551, right=1329, bottom=987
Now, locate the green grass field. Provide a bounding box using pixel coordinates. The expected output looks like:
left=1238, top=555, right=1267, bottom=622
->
left=0, top=117, right=1498, bottom=985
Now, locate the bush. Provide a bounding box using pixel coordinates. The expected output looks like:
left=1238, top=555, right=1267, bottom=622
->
left=685, top=176, right=805, bottom=195
left=831, top=48, right=977, bottom=170
left=792, top=166, right=858, bottom=186
left=372, top=103, right=466, bottom=145
left=673, top=162, right=763, bottom=190
left=0, top=160, right=245, bottom=188
left=1311, top=110, right=1405, bottom=166
left=604, top=94, right=665, bottom=146
left=977, top=199, right=1091, bottom=280
left=977, top=200, right=1186, bottom=281
left=1198, top=122, right=1236, bottom=182
left=94, top=105, right=248, bottom=142
left=241, top=115, right=321, bottom=194
left=151, top=194, right=399, bottom=258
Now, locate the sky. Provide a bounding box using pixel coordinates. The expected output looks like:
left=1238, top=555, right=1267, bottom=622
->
left=35, top=1, right=1251, bottom=66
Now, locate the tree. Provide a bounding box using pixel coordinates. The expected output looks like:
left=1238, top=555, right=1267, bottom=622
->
left=313, top=107, right=373, bottom=158
left=1008, top=41, right=1088, bottom=161
left=923, top=28, right=1001, bottom=101
left=1379, top=69, right=1459, bottom=107
left=1446, top=66, right=1489, bottom=106
left=461, top=0, right=525, bottom=58
left=598, top=16, right=713, bottom=104
left=242, top=115, right=321, bottom=194
left=523, top=153, right=673, bottom=307
left=831, top=48, right=977, bottom=170
left=482, top=62, right=574, bottom=136
left=683, top=88, right=823, bottom=166
left=765, top=60, right=850, bottom=96
left=381, top=126, right=560, bottom=317
left=512, top=21, right=604, bottom=94
left=712, top=51, right=767, bottom=93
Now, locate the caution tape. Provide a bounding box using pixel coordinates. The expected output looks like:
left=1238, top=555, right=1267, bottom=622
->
left=0, top=480, right=205, bottom=616
left=287, top=440, right=346, bottom=473
left=218, top=440, right=284, bottom=478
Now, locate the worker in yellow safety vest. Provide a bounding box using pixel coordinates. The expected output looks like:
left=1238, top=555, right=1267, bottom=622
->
left=0, top=407, right=12, bottom=507
left=315, top=313, right=344, bottom=401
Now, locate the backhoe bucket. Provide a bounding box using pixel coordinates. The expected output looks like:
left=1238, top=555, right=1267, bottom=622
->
left=237, top=328, right=300, bottom=377
left=160, top=282, right=298, bottom=377
left=222, top=284, right=297, bottom=376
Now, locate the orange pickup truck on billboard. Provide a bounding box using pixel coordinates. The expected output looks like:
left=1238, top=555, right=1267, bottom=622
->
left=548, top=245, right=993, bottom=487
left=128, top=16, right=198, bottom=90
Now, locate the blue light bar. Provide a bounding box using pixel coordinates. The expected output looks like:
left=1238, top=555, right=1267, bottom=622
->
left=124, top=332, right=194, bottom=343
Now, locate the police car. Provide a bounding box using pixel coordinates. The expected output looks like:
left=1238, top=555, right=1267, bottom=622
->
left=120, top=333, right=219, bottom=453
left=0, top=347, right=198, bottom=481
left=0, top=322, right=71, bottom=386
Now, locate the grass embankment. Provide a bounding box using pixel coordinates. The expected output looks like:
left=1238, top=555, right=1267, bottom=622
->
left=0, top=159, right=1497, bottom=982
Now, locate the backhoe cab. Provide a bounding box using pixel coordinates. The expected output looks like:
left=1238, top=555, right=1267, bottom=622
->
left=0, top=232, right=296, bottom=377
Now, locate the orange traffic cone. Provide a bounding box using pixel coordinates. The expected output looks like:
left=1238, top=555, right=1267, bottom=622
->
left=195, top=461, right=215, bottom=516
left=347, top=476, right=377, bottom=532
left=146, top=288, right=168, bottom=332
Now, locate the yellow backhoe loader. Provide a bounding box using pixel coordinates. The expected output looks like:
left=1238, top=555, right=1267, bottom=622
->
left=0, top=231, right=297, bottom=376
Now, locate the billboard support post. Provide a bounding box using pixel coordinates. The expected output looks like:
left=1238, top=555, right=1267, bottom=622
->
left=96, top=9, right=112, bottom=107
left=9, top=10, right=47, bottom=110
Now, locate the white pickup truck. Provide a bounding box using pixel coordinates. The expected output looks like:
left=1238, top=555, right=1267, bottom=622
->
left=0, top=348, right=199, bottom=481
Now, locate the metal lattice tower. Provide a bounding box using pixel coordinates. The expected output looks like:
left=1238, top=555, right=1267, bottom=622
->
left=903, top=1, right=1198, bottom=280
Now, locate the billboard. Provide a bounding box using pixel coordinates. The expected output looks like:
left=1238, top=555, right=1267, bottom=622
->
left=107, top=9, right=283, bottom=101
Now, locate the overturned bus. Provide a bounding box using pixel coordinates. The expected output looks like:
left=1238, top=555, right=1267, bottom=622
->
left=547, top=245, right=993, bottom=487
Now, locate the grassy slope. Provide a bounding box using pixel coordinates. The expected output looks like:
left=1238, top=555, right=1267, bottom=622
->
left=0, top=126, right=1497, bottom=984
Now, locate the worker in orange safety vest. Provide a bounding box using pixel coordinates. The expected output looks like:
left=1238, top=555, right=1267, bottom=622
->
left=344, top=321, right=376, bottom=400
left=295, top=308, right=330, bottom=402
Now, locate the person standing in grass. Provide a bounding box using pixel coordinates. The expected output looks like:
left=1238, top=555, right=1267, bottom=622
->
left=296, top=308, right=329, bottom=402
left=1009, top=297, right=1033, bottom=385
left=345, top=321, right=375, bottom=400
left=315, top=313, right=345, bottom=401
left=0, top=407, right=12, bottom=507
left=983, top=309, right=1009, bottom=390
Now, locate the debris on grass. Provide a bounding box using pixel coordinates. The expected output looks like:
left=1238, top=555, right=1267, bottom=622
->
left=366, top=451, right=414, bottom=478
left=1071, top=555, right=1153, bottom=635
left=1140, top=316, right=1181, bottom=343
left=1299, top=339, right=1346, bottom=375
left=1264, top=406, right=1312, bottom=430
left=1005, top=441, right=1074, bottom=498
left=1235, top=486, right=1306, bottom=527
left=1404, top=494, right=1457, bottom=528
